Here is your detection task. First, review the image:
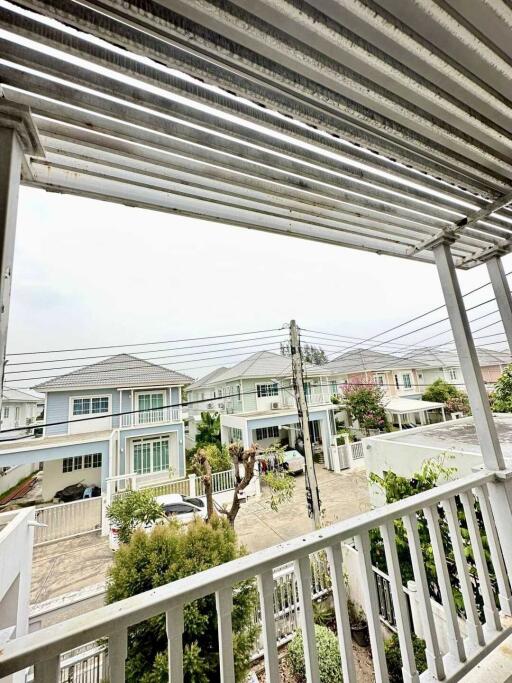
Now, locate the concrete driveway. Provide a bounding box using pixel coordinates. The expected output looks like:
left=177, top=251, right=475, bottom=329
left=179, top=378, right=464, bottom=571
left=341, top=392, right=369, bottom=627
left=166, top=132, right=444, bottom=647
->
left=235, top=466, right=370, bottom=552
left=30, top=467, right=370, bottom=605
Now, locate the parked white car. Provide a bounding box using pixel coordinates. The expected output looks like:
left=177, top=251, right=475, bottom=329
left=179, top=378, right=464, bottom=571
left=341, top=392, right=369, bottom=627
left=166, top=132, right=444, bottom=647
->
left=109, top=494, right=208, bottom=550
left=281, top=449, right=305, bottom=475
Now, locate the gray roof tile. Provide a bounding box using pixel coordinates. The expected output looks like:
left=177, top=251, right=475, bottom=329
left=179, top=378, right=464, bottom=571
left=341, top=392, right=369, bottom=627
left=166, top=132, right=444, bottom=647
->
left=34, top=354, right=193, bottom=391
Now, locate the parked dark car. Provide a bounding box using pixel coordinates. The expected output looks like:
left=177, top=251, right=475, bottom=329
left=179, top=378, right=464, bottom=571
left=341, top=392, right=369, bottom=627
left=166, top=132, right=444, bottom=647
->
left=54, top=483, right=86, bottom=502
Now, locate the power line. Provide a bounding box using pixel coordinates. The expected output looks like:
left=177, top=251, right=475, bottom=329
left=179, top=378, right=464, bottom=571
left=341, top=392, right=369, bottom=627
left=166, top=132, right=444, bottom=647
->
left=0, top=378, right=493, bottom=436
left=3, top=337, right=288, bottom=378
left=3, top=343, right=288, bottom=384
left=5, top=332, right=286, bottom=367
left=5, top=327, right=286, bottom=357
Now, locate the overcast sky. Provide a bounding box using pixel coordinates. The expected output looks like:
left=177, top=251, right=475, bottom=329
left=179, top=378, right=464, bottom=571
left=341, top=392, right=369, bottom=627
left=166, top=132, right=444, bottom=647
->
left=6, top=186, right=511, bottom=385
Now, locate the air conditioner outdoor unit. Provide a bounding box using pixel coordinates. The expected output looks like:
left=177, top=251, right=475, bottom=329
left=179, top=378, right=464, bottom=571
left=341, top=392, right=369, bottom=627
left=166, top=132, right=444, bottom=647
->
left=271, top=402, right=280, bottom=410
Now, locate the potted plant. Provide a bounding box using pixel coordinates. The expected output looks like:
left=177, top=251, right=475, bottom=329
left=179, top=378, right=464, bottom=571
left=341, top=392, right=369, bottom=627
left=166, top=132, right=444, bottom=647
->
left=348, top=599, right=369, bottom=647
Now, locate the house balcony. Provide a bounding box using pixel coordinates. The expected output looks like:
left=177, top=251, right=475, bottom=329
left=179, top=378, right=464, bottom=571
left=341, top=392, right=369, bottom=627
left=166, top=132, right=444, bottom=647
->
left=3, top=469, right=512, bottom=682
left=120, top=406, right=181, bottom=428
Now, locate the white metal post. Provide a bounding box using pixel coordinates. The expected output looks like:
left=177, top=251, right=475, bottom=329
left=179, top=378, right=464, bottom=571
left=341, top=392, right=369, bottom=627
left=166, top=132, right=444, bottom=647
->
left=0, top=127, right=22, bottom=403
left=434, top=240, right=512, bottom=583
left=433, top=240, right=505, bottom=470
left=487, top=255, right=512, bottom=353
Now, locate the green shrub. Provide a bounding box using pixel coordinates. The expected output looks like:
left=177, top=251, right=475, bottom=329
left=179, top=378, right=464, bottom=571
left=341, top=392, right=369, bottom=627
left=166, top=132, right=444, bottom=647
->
left=106, top=516, right=258, bottom=682
left=106, top=489, right=164, bottom=544
left=288, top=625, right=343, bottom=683
left=384, top=633, right=427, bottom=683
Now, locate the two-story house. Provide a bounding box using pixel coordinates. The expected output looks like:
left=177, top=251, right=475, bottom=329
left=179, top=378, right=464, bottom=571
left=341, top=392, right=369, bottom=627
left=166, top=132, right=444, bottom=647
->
left=0, top=387, right=43, bottom=440
left=325, top=348, right=447, bottom=429
left=415, top=347, right=511, bottom=391
left=187, top=351, right=338, bottom=465
left=0, top=354, right=192, bottom=501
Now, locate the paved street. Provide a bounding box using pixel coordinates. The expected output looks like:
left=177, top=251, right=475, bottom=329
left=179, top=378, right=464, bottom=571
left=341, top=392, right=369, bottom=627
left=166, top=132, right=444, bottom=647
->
left=30, top=467, right=370, bottom=605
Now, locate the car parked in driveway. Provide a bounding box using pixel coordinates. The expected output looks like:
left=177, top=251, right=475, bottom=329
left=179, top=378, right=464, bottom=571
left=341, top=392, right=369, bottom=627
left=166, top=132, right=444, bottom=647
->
left=280, top=449, right=305, bottom=475
left=109, top=493, right=208, bottom=550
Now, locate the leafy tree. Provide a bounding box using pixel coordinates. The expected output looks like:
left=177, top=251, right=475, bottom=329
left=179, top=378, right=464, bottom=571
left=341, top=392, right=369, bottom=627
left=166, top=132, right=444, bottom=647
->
left=422, top=378, right=458, bottom=403
left=422, top=379, right=470, bottom=415
left=342, top=382, right=388, bottom=434
left=491, top=364, right=512, bottom=412
left=107, top=490, right=164, bottom=544
left=369, top=457, right=494, bottom=618
left=196, top=411, right=221, bottom=447
left=280, top=341, right=327, bottom=365
left=106, top=517, right=258, bottom=682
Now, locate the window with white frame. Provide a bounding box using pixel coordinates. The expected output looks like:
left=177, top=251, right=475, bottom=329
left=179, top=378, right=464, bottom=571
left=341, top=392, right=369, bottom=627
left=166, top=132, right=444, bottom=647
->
left=376, top=375, right=385, bottom=387
left=72, top=396, right=109, bottom=416
left=256, top=383, right=278, bottom=398
left=255, top=425, right=279, bottom=441
left=3, top=406, right=8, bottom=418
left=231, top=427, right=243, bottom=441
left=448, top=368, right=457, bottom=381
left=15, top=407, right=20, bottom=421
left=133, top=435, right=170, bottom=475
left=402, top=374, right=412, bottom=389
left=137, top=392, right=164, bottom=423
left=84, top=453, right=102, bottom=469
left=62, top=453, right=102, bottom=473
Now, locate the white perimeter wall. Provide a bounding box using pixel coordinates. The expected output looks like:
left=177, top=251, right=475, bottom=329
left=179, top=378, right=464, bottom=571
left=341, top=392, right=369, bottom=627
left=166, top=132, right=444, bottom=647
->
left=0, top=463, right=38, bottom=496
left=363, top=437, right=482, bottom=507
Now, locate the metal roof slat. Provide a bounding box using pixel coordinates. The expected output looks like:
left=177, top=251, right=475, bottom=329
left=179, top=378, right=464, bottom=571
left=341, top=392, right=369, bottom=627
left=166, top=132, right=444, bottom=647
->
left=9, top=0, right=512, bottom=196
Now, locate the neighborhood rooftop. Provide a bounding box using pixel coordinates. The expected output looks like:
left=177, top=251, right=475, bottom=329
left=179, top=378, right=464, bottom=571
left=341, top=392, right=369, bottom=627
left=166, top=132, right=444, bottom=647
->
left=189, top=350, right=325, bottom=388
left=33, top=353, right=193, bottom=391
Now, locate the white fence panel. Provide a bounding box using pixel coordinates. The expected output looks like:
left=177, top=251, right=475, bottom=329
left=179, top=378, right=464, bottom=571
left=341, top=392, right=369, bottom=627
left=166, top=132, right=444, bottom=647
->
left=34, top=498, right=102, bottom=546
left=351, top=442, right=365, bottom=460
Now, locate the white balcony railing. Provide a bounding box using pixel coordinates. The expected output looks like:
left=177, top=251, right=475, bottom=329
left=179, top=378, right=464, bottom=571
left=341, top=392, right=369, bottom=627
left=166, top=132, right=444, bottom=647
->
left=121, top=407, right=181, bottom=428
left=2, top=471, right=512, bottom=682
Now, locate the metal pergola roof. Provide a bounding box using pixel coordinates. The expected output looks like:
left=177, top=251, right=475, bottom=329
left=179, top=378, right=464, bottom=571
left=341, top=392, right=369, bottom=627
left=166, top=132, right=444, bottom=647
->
left=1, top=0, right=512, bottom=268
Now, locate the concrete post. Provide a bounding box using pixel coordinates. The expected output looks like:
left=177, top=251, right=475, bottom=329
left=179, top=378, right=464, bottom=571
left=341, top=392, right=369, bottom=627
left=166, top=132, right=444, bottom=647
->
left=487, top=256, right=512, bottom=353
left=434, top=239, right=512, bottom=582
left=188, top=473, right=197, bottom=497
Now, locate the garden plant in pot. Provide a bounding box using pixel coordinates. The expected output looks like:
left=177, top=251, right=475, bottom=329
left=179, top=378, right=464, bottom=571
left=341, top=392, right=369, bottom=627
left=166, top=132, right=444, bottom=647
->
left=348, top=599, right=369, bottom=647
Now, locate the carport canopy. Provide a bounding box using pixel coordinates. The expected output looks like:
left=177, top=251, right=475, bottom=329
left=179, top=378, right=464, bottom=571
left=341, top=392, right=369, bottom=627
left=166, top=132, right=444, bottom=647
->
left=384, top=397, right=445, bottom=416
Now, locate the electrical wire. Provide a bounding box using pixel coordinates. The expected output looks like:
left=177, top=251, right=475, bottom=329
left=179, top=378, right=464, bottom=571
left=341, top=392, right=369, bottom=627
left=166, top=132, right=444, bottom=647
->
left=0, top=378, right=489, bottom=435
left=5, top=327, right=286, bottom=356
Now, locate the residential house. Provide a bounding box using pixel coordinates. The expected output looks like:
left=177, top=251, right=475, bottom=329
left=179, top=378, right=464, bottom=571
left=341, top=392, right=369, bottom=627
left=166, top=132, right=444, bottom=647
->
left=414, top=347, right=511, bottom=391
left=0, top=354, right=192, bottom=501
left=324, top=348, right=445, bottom=429
left=0, top=387, right=43, bottom=439
left=187, top=351, right=337, bottom=465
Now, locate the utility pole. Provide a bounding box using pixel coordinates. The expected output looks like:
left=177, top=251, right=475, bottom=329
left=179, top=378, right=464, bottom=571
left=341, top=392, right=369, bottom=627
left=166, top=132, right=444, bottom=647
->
left=289, top=319, right=321, bottom=529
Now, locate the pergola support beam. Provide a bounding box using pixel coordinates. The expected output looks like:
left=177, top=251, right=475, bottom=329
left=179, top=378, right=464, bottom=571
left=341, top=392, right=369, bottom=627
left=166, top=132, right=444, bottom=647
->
left=433, top=238, right=504, bottom=471
left=0, top=98, right=42, bottom=404
left=487, top=256, right=512, bottom=353
left=434, top=238, right=512, bottom=582
left=0, top=127, right=22, bottom=401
